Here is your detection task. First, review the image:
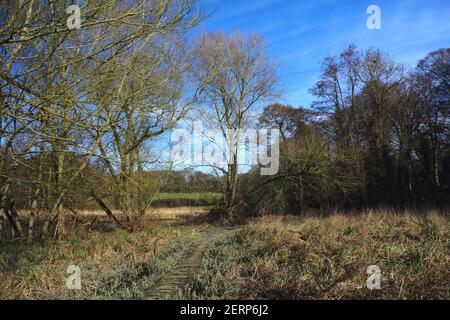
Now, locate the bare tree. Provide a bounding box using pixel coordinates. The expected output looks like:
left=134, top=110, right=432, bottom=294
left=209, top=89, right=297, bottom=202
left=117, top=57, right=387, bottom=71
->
left=193, top=32, right=278, bottom=218
left=0, top=0, right=201, bottom=239
left=90, top=34, right=199, bottom=220
left=414, top=48, right=450, bottom=187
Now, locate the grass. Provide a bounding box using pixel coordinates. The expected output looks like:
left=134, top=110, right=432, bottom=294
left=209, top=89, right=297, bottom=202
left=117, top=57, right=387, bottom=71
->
left=147, top=207, right=210, bottom=221
left=156, top=193, right=222, bottom=201
left=181, top=211, right=450, bottom=300
left=152, top=193, right=223, bottom=208
left=87, top=231, right=202, bottom=299
left=1, top=208, right=449, bottom=300
left=0, top=220, right=207, bottom=299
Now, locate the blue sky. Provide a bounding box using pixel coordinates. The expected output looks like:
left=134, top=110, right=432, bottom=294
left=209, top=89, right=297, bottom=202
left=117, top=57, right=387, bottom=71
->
left=197, top=0, right=450, bottom=108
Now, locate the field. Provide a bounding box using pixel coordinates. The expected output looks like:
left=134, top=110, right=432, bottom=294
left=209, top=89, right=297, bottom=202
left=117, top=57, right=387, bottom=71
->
left=156, top=193, right=222, bottom=201
left=182, top=212, right=449, bottom=300
left=0, top=217, right=209, bottom=299
left=1, top=209, right=448, bottom=300
left=152, top=193, right=222, bottom=208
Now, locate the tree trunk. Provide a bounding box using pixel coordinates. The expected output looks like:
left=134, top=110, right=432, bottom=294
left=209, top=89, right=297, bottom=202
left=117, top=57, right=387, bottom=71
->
left=42, top=136, right=103, bottom=238
left=434, top=145, right=440, bottom=187
left=90, top=191, right=128, bottom=230
left=28, top=198, right=38, bottom=242
left=57, top=208, right=66, bottom=239
left=225, top=160, right=238, bottom=219
left=0, top=210, right=5, bottom=237
left=1, top=183, right=22, bottom=238
left=29, top=146, right=44, bottom=241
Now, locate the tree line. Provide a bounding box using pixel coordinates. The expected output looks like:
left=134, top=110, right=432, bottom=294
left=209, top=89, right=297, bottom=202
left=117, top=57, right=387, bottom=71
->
left=244, top=46, right=449, bottom=216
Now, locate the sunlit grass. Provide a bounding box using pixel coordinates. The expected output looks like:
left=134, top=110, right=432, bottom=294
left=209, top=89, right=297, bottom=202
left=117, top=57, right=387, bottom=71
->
left=0, top=223, right=205, bottom=299
left=182, top=211, right=449, bottom=300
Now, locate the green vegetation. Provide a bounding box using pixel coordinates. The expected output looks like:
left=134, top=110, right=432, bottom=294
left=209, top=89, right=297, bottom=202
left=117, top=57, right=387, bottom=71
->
left=156, top=193, right=222, bottom=201
left=153, top=193, right=223, bottom=208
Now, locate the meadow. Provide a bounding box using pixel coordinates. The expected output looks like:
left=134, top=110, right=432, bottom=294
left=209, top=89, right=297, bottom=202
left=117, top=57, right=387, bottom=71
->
left=1, top=208, right=448, bottom=300
left=152, top=193, right=223, bottom=208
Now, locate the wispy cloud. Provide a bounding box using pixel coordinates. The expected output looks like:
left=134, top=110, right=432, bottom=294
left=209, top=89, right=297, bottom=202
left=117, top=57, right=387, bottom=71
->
left=201, top=0, right=450, bottom=107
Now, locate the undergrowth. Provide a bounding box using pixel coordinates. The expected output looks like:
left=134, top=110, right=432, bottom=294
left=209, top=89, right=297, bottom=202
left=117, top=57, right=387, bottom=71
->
left=182, top=213, right=449, bottom=300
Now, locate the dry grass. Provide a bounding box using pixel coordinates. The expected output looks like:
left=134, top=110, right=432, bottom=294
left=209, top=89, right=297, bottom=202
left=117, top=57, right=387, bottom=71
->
left=17, top=207, right=208, bottom=222
left=184, top=210, right=450, bottom=300
left=3, top=209, right=449, bottom=300
left=0, top=215, right=206, bottom=300
left=147, top=207, right=209, bottom=220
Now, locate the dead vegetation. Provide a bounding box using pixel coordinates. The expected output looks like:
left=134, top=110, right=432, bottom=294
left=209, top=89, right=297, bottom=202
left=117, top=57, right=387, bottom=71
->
left=182, top=210, right=449, bottom=300
left=0, top=214, right=207, bottom=300
left=1, top=208, right=448, bottom=300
